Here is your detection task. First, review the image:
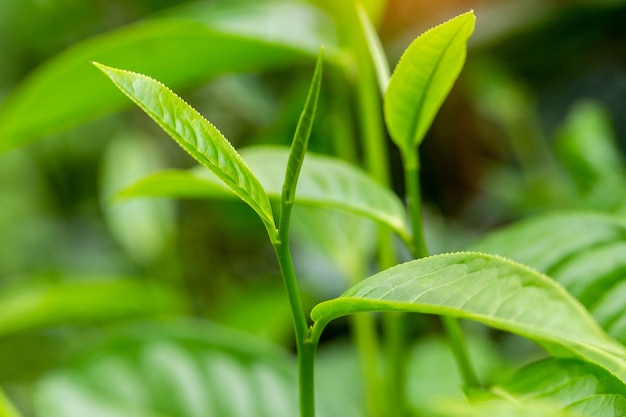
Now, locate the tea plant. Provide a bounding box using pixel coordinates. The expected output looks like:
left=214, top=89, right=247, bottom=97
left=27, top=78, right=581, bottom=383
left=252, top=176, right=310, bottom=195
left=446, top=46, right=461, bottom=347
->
left=1, top=1, right=626, bottom=417
left=90, top=9, right=626, bottom=417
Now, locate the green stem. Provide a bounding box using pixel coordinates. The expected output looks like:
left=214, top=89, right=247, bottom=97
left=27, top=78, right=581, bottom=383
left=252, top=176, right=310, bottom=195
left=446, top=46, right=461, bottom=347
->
left=272, top=239, right=314, bottom=417
left=350, top=313, right=384, bottom=417
left=271, top=236, right=314, bottom=417
left=441, top=316, right=479, bottom=388
left=403, top=152, right=428, bottom=259
left=383, top=312, right=407, bottom=417
left=402, top=151, right=479, bottom=389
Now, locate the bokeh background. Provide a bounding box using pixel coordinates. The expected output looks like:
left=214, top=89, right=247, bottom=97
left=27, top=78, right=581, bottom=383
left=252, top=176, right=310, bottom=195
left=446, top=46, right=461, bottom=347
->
left=1, top=0, right=626, bottom=415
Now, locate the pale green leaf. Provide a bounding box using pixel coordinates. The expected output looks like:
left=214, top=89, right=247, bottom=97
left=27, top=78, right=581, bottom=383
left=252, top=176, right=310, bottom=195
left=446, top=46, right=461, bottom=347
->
left=357, top=3, right=390, bottom=93
left=384, top=11, right=475, bottom=154
left=0, top=280, right=185, bottom=337
left=556, top=100, right=623, bottom=181
left=33, top=321, right=360, bottom=417
left=95, top=64, right=277, bottom=241
left=100, top=132, right=176, bottom=263
left=290, top=206, right=377, bottom=287
left=113, top=168, right=231, bottom=201
left=114, top=146, right=410, bottom=241
left=243, top=147, right=408, bottom=241
left=0, top=0, right=338, bottom=150
left=472, top=212, right=626, bottom=344
left=310, top=252, right=626, bottom=382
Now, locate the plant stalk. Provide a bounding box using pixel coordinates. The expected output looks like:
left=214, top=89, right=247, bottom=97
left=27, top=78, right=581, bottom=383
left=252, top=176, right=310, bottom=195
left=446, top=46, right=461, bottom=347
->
left=272, top=238, right=315, bottom=417
left=403, top=151, right=479, bottom=389
left=350, top=313, right=385, bottom=417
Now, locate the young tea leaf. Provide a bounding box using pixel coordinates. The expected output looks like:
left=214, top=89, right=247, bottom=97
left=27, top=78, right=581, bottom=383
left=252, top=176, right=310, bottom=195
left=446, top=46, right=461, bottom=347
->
left=281, top=48, right=323, bottom=223
left=357, top=3, right=391, bottom=93
left=384, top=11, right=475, bottom=156
left=94, top=63, right=277, bottom=241
left=310, top=252, right=626, bottom=382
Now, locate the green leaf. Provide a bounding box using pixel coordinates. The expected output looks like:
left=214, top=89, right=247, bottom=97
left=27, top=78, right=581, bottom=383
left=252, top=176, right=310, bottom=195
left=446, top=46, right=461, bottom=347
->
left=310, top=252, right=626, bottom=382
left=281, top=48, right=323, bottom=222
left=114, top=146, right=410, bottom=241
left=0, top=280, right=185, bottom=337
left=472, top=212, right=626, bottom=344
left=491, top=358, right=626, bottom=416
left=554, top=100, right=626, bottom=212
left=357, top=2, right=390, bottom=93
left=33, top=321, right=360, bottom=417
left=95, top=64, right=277, bottom=241
left=555, top=100, right=623, bottom=183
left=0, top=0, right=338, bottom=150
left=290, top=206, right=377, bottom=287
left=100, top=132, right=176, bottom=264
left=384, top=11, right=475, bottom=155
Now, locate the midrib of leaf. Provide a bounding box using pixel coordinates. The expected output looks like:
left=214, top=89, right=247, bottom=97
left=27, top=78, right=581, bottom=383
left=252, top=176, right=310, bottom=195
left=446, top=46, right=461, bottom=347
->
left=94, top=63, right=277, bottom=241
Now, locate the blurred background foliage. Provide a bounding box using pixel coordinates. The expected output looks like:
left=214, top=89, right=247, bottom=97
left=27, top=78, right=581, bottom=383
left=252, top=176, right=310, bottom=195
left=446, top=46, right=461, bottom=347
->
left=1, top=0, right=626, bottom=415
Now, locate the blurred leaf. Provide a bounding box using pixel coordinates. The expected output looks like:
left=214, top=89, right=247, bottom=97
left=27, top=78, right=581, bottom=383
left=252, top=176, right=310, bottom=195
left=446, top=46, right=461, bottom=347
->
left=406, top=332, right=509, bottom=416
left=384, top=11, right=475, bottom=155
left=95, top=63, right=277, bottom=241
left=116, top=146, right=410, bottom=240
left=242, top=146, right=408, bottom=240
left=33, top=320, right=360, bottom=417
left=0, top=280, right=185, bottom=337
left=100, top=132, right=176, bottom=264
left=554, top=100, right=626, bottom=212
left=486, top=358, right=626, bottom=416
left=208, top=282, right=293, bottom=344
left=0, top=388, right=22, bottom=417
left=291, top=206, right=377, bottom=289
left=472, top=212, right=626, bottom=344
left=0, top=0, right=338, bottom=150
left=357, top=3, right=390, bottom=93
left=311, top=252, right=626, bottom=382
